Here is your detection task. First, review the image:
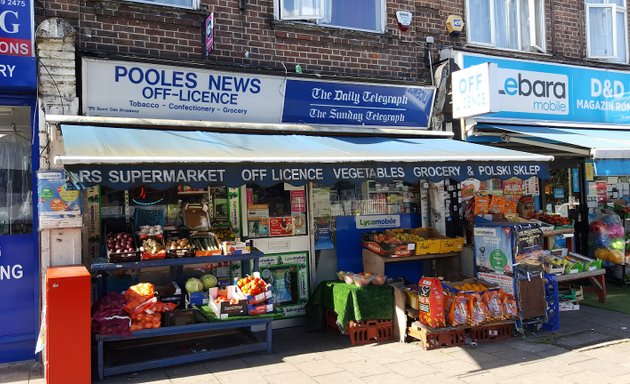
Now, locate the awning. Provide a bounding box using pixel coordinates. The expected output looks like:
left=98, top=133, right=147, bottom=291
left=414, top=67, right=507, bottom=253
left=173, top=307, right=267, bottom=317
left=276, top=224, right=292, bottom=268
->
left=56, top=125, right=552, bottom=190
left=479, top=124, right=630, bottom=176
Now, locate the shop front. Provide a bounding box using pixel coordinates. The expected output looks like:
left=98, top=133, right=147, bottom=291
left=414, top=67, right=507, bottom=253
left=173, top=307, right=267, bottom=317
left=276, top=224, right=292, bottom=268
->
left=452, top=52, right=630, bottom=292
left=0, top=0, right=40, bottom=363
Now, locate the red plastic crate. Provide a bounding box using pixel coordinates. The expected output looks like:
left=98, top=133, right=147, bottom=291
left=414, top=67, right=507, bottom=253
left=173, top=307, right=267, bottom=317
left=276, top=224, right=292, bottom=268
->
left=347, top=319, right=393, bottom=346
left=469, top=321, right=515, bottom=343
left=325, top=308, right=339, bottom=332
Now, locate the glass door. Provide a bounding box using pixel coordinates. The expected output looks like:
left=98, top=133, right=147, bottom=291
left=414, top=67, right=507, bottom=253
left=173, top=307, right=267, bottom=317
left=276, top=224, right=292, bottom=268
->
left=0, top=103, right=39, bottom=363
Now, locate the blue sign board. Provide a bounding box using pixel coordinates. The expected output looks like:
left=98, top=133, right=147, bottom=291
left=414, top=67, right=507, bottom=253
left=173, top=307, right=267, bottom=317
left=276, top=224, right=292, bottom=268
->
left=0, top=0, right=36, bottom=92
left=282, top=79, right=435, bottom=128
left=460, top=53, right=630, bottom=125
left=66, top=161, right=550, bottom=190
left=0, top=234, right=39, bottom=362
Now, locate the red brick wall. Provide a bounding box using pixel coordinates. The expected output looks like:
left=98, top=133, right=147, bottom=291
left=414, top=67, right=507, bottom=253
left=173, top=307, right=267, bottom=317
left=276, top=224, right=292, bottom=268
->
left=35, top=0, right=629, bottom=82
left=37, top=0, right=433, bottom=82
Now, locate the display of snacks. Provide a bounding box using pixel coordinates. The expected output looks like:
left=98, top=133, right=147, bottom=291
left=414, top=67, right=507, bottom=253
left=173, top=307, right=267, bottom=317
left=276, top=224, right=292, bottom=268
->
left=106, top=231, right=139, bottom=262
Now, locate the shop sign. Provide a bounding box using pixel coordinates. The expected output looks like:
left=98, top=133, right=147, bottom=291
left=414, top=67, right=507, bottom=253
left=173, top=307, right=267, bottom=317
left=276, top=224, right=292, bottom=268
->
left=0, top=0, right=36, bottom=91
left=65, top=161, right=551, bottom=190
left=0, top=235, right=38, bottom=343
left=355, top=215, right=401, bottom=229
left=452, top=63, right=495, bottom=118
left=82, top=58, right=285, bottom=123
left=456, top=52, right=630, bottom=125
left=282, top=79, right=435, bottom=129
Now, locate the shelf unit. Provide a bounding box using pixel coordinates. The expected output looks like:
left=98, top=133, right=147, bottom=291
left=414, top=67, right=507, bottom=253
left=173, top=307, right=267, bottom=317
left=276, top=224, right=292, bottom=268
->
left=91, top=249, right=272, bottom=380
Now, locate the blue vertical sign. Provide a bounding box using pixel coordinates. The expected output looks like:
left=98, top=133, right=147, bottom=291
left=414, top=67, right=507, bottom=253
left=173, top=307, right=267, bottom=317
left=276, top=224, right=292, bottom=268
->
left=0, top=0, right=37, bottom=92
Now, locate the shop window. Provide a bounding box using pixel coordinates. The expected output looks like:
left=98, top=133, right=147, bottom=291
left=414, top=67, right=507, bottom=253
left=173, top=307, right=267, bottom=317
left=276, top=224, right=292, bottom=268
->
left=276, top=0, right=385, bottom=33
left=0, top=107, right=32, bottom=235
left=585, top=0, right=628, bottom=63
left=125, top=0, right=199, bottom=10
left=466, top=0, right=546, bottom=53
left=246, top=184, right=308, bottom=238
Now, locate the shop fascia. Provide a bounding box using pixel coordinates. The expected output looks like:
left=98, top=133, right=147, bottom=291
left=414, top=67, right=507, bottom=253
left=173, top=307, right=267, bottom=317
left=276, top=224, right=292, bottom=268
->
left=450, top=51, right=630, bottom=128
left=79, top=57, right=440, bottom=135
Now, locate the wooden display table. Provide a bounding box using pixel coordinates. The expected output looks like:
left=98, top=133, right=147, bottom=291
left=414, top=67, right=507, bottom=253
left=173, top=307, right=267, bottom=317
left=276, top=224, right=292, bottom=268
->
left=362, top=249, right=460, bottom=281
left=556, top=268, right=606, bottom=303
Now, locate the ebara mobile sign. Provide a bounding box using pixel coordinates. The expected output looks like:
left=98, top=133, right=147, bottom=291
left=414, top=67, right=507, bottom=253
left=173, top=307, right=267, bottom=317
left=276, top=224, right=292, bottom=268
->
left=456, top=52, right=630, bottom=125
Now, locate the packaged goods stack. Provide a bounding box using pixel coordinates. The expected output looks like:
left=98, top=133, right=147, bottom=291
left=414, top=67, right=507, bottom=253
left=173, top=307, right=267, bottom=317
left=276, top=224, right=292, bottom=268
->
left=406, top=277, right=518, bottom=350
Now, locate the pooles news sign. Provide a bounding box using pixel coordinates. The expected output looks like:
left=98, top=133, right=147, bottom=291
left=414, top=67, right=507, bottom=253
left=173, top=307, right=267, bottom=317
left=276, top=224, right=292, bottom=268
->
left=454, top=52, right=630, bottom=125
left=0, top=0, right=36, bottom=91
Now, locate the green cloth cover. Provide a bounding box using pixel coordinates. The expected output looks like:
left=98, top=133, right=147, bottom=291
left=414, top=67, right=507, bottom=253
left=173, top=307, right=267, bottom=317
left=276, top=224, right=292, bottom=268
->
left=307, top=280, right=393, bottom=332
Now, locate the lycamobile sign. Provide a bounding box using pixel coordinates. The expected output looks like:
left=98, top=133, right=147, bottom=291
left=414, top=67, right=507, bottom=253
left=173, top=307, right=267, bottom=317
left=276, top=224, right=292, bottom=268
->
left=356, top=215, right=401, bottom=229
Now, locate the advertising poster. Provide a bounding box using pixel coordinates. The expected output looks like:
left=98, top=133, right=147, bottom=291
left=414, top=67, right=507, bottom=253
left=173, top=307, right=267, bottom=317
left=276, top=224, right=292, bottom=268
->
left=460, top=179, right=480, bottom=201
left=474, top=226, right=514, bottom=293
left=37, top=171, right=82, bottom=229
left=269, top=217, right=294, bottom=237
left=502, top=177, right=523, bottom=197
left=259, top=252, right=309, bottom=317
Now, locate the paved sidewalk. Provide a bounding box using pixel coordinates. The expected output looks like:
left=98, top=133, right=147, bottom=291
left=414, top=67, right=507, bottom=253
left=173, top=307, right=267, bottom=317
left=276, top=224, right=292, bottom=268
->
left=2, top=306, right=629, bottom=384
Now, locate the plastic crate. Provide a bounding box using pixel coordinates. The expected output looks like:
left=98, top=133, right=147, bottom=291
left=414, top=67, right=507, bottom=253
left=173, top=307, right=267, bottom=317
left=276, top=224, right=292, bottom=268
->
left=325, top=308, right=338, bottom=332
left=469, top=321, right=515, bottom=343
left=541, top=273, right=560, bottom=332
left=347, top=319, right=393, bottom=346
left=408, top=324, right=466, bottom=350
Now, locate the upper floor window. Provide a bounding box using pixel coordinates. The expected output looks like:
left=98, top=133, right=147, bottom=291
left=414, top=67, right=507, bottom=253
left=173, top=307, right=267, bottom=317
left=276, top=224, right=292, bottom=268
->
left=466, top=0, right=546, bottom=53
left=126, top=0, right=198, bottom=9
left=586, top=0, right=628, bottom=63
left=277, top=0, right=385, bottom=33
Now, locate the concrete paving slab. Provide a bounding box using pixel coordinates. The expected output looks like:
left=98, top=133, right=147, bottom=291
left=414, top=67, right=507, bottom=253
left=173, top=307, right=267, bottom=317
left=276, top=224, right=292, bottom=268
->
left=263, top=370, right=318, bottom=384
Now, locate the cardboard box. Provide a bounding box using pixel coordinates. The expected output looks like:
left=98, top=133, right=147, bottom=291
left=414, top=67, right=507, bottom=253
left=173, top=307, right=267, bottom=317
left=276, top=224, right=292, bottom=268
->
left=184, top=205, right=210, bottom=230
left=248, top=303, right=274, bottom=316
left=221, top=240, right=252, bottom=255
left=186, top=292, right=208, bottom=307
left=208, top=285, right=247, bottom=318
left=237, top=285, right=273, bottom=305
left=441, top=278, right=499, bottom=295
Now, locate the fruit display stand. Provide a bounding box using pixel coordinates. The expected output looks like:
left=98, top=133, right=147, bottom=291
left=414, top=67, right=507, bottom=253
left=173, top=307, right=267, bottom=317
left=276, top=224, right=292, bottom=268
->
left=91, top=249, right=273, bottom=380
left=306, top=281, right=394, bottom=345
left=556, top=268, right=607, bottom=303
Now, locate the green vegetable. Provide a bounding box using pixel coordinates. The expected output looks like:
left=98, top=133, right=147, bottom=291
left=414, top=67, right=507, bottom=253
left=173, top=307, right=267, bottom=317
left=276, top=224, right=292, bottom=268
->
left=185, top=277, right=204, bottom=293
left=200, top=274, right=218, bottom=290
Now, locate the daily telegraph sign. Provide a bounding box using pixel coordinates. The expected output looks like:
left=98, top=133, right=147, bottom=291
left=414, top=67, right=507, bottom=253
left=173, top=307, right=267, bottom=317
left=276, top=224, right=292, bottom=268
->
left=67, top=162, right=549, bottom=190
left=454, top=52, right=630, bottom=125
left=0, top=0, right=36, bottom=91
left=82, top=59, right=436, bottom=129
left=282, top=79, right=435, bottom=129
